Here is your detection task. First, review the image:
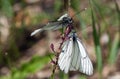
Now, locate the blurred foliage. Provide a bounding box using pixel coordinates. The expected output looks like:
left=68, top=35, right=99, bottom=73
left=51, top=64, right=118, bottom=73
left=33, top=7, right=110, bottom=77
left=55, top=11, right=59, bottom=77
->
left=0, top=54, right=53, bottom=79
left=0, top=0, right=13, bottom=17
left=0, top=0, right=119, bottom=79
left=71, top=0, right=80, bottom=11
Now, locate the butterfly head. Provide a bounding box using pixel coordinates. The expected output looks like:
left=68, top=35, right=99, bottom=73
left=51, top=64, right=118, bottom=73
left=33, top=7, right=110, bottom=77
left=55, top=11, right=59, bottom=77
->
left=58, top=13, right=73, bottom=25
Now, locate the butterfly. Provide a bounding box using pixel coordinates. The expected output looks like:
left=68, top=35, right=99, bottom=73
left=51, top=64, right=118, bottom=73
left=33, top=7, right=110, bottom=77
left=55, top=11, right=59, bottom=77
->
left=58, top=31, right=93, bottom=75
left=30, top=13, right=93, bottom=75
left=31, top=13, right=73, bottom=36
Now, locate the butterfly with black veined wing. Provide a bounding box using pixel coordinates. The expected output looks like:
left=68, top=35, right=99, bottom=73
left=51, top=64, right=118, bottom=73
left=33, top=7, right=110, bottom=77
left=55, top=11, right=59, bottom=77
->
left=58, top=30, right=93, bottom=75
left=31, top=8, right=87, bottom=36
left=30, top=13, right=93, bottom=75
left=31, top=13, right=73, bottom=36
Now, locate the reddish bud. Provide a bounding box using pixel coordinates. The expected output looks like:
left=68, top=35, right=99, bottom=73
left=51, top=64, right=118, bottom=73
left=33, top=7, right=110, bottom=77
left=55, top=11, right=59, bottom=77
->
left=50, top=43, right=55, bottom=52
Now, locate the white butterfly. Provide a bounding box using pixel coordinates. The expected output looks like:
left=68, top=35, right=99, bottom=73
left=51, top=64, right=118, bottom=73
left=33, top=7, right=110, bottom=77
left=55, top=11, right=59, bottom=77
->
left=31, top=13, right=72, bottom=36
left=58, top=31, right=93, bottom=75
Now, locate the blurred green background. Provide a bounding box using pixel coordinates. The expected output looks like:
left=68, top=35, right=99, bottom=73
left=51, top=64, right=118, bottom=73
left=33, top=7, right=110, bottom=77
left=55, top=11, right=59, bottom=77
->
left=0, top=0, right=119, bottom=79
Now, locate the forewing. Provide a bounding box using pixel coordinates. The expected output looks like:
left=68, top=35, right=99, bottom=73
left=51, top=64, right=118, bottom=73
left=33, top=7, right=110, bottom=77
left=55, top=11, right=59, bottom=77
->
left=77, top=38, right=93, bottom=75
left=58, top=39, right=73, bottom=73
left=42, top=21, right=63, bottom=31
left=31, top=21, right=63, bottom=36
left=31, top=29, right=42, bottom=36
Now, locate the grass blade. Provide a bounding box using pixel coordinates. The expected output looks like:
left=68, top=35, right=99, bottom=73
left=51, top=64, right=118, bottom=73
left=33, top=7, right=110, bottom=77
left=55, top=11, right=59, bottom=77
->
left=108, top=33, right=119, bottom=64
left=114, top=0, right=120, bottom=22
left=90, top=0, right=108, bottom=33
left=114, top=0, right=120, bottom=41
left=108, top=0, right=120, bottom=65
left=90, top=0, right=102, bottom=74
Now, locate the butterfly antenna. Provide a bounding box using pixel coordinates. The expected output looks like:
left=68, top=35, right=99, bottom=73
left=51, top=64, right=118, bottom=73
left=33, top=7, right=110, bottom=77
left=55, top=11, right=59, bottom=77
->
left=72, top=8, right=87, bottom=18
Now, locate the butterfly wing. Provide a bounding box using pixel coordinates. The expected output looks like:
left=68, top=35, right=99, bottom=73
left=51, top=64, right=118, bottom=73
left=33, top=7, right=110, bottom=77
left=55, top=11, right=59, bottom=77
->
left=31, top=21, right=63, bottom=36
left=69, top=38, right=93, bottom=75
left=58, top=39, right=73, bottom=73
left=42, top=21, right=63, bottom=30
left=58, top=32, right=93, bottom=75
left=76, top=38, right=93, bottom=75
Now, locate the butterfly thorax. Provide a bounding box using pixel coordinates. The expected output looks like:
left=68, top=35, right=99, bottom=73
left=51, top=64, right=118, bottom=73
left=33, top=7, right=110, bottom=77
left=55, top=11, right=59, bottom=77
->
left=62, top=17, right=73, bottom=25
